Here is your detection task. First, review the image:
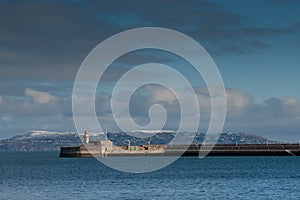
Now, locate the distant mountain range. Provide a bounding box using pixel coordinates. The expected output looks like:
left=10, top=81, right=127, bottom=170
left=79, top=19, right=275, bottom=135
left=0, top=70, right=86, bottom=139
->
left=0, top=130, right=277, bottom=152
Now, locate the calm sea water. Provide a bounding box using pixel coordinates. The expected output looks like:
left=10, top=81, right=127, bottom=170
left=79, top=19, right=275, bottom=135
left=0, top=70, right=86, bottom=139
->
left=1, top=152, right=300, bottom=199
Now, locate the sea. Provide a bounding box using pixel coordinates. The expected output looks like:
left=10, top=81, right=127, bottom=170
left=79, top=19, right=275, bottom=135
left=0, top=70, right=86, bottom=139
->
left=1, top=152, right=300, bottom=199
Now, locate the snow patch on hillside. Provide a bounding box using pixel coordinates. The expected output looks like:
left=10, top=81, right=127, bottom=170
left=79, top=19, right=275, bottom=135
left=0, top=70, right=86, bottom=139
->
left=131, top=130, right=176, bottom=134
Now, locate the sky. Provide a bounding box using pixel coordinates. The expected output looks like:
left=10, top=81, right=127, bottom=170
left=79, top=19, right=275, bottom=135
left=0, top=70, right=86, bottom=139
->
left=0, top=0, right=300, bottom=142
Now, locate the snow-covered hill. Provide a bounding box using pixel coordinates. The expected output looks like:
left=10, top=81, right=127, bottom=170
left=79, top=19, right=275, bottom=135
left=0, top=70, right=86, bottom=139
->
left=1, top=130, right=82, bottom=151
left=0, top=130, right=277, bottom=152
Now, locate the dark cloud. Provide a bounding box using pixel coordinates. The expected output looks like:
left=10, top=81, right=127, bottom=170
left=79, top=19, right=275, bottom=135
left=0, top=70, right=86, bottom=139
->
left=89, top=0, right=300, bottom=55
left=0, top=1, right=119, bottom=87
left=1, top=0, right=299, bottom=86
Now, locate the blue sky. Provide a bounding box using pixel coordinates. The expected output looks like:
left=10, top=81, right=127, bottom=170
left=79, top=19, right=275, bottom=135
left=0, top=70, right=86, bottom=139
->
left=0, top=0, right=300, bottom=142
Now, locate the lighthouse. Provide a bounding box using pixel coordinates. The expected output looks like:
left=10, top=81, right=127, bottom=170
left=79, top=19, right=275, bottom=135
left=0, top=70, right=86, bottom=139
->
left=84, top=130, right=89, bottom=144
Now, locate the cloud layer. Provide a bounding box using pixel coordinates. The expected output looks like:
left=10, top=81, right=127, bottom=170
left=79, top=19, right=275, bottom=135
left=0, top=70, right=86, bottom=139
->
left=25, top=88, right=57, bottom=104
left=1, top=87, right=300, bottom=142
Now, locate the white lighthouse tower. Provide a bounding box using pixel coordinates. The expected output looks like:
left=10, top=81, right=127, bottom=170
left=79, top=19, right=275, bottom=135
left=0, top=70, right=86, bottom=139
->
left=84, top=130, right=89, bottom=144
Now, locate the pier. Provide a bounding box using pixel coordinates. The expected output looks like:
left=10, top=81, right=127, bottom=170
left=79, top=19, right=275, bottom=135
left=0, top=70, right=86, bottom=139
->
left=60, top=143, right=300, bottom=157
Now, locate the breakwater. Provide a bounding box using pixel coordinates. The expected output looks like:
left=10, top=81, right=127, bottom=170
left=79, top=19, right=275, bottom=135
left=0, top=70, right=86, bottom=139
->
left=60, top=143, right=300, bottom=157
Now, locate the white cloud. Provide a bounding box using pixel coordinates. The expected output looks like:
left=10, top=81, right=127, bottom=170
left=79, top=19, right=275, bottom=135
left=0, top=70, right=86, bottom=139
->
left=25, top=88, right=57, bottom=104
left=226, top=89, right=253, bottom=116
left=1, top=116, right=12, bottom=122
left=280, top=97, right=300, bottom=116
left=260, top=97, right=300, bottom=117
left=144, top=84, right=178, bottom=104
left=0, top=95, right=2, bottom=105
left=194, top=87, right=253, bottom=117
